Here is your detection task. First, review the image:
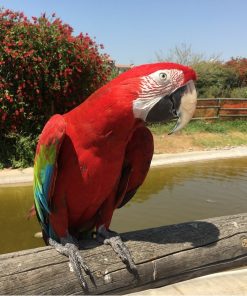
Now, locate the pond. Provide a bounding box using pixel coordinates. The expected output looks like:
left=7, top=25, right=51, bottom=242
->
left=1, top=157, right=247, bottom=254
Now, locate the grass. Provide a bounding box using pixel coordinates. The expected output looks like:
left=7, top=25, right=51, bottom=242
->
left=194, top=133, right=247, bottom=148
left=149, top=119, right=247, bottom=135
left=149, top=120, right=247, bottom=153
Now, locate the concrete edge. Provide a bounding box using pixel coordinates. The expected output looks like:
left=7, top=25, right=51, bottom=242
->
left=152, top=146, right=247, bottom=167
left=127, top=267, right=247, bottom=295
left=1, top=146, right=247, bottom=186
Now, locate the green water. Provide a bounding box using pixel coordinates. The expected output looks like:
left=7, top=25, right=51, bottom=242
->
left=1, top=157, right=247, bottom=254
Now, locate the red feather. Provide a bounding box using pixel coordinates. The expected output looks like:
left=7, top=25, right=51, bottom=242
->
left=34, top=62, right=196, bottom=241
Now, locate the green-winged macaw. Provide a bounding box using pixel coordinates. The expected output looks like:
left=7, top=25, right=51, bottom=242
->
left=33, top=62, right=197, bottom=289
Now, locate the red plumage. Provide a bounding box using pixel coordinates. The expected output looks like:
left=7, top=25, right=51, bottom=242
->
left=33, top=62, right=197, bottom=287
left=49, top=82, right=153, bottom=238
left=34, top=62, right=196, bottom=243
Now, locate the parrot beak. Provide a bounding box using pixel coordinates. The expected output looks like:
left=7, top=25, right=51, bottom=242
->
left=168, top=80, right=197, bottom=134
left=145, top=80, right=197, bottom=132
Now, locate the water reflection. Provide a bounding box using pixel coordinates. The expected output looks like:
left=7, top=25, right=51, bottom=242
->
left=111, top=157, right=247, bottom=232
left=0, top=184, right=44, bottom=254
left=0, top=157, right=247, bottom=254
left=131, top=157, right=247, bottom=202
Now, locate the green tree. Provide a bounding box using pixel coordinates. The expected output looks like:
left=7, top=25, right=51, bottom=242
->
left=193, top=61, right=238, bottom=97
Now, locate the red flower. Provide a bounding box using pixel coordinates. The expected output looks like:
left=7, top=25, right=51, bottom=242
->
left=1, top=112, right=7, bottom=122
left=0, top=7, right=110, bottom=135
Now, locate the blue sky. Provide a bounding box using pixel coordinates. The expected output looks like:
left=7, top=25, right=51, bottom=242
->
left=1, top=0, right=247, bottom=65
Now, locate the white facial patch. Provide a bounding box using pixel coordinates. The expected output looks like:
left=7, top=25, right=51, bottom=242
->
left=132, top=69, right=183, bottom=120
left=132, top=96, right=162, bottom=120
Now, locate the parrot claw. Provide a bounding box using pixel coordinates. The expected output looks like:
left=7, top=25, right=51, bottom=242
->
left=49, top=237, right=94, bottom=290
left=97, top=226, right=138, bottom=275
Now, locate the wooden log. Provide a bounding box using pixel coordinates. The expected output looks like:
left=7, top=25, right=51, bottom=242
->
left=1, top=213, right=247, bottom=295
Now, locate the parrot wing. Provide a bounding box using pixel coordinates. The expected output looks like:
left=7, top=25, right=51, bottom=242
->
left=116, top=126, right=154, bottom=208
left=33, top=114, right=66, bottom=235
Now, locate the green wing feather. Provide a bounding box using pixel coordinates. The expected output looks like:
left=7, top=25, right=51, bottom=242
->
left=33, top=114, right=66, bottom=237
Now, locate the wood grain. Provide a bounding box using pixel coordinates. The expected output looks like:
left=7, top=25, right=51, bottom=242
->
left=1, top=213, right=247, bottom=295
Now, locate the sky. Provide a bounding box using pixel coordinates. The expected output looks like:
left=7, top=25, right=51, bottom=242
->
left=1, top=0, right=247, bottom=65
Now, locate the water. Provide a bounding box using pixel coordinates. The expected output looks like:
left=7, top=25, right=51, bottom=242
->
left=1, top=157, right=247, bottom=254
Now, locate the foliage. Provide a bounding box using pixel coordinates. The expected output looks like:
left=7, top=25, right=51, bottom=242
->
left=225, top=57, right=247, bottom=87
left=193, top=61, right=239, bottom=97
left=107, top=66, right=120, bottom=81
left=0, top=8, right=111, bottom=136
left=230, top=87, right=247, bottom=98
left=0, top=133, right=37, bottom=168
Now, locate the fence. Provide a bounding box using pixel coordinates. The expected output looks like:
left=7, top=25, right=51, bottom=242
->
left=193, top=98, right=247, bottom=120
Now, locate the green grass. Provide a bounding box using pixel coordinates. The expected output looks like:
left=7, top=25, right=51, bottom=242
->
left=149, top=119, right=247, bottom=135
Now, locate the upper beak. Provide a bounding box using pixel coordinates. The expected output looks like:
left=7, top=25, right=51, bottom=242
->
left=169, top=80, right=197, bottom=134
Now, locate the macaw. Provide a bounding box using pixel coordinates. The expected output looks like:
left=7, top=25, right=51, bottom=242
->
left=33, top=62, right=197, bottom=289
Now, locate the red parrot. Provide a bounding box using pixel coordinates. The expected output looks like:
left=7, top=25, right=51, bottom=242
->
left=33, top=62, right=197, bottom=288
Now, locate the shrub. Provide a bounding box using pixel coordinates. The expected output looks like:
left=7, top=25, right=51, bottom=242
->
left=225, top=57, right=247, bottom=87
left=193, top=61, right=239, bottom=98
left=0, top=133, right=38, bottom=168
left=0, top=9, right=112, bottom=136
left=230, top=87, right=247, bottom=98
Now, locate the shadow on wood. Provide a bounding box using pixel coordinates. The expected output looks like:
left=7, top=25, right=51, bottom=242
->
left=1, top=213, right=247, bottom=295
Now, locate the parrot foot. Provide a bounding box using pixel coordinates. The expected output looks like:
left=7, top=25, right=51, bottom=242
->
left=97, top=225, right=138, bottom=275
left=49, top=237, right=94, bottom=290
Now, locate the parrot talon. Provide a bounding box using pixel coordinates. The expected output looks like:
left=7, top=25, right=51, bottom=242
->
left=97, top=226, right=138, bottom=275
left=48, top=237, right=94, bottom=290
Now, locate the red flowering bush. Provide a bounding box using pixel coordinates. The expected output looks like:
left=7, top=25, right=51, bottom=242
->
left=0, top=9, right=111, bottom=135
left=225, top=57, right=247, bottom=87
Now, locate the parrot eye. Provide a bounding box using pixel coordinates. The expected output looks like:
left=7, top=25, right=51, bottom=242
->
left=159, top=72, right=167, bottom=80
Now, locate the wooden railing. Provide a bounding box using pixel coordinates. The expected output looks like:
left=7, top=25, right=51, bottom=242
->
left=193, top=98, right=247, bottom=120
left=1, top=213, right=247, bottom=295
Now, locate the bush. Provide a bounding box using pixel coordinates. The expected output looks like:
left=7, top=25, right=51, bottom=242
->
left=230, top=87, right=247, bottom=98
left=0, top=9, right=111, bottom=136
left=0, top=133, right=38, bottom=168
left=193, top=61, right=239, bottom=98
left=225, top=57, right=247, bottom=87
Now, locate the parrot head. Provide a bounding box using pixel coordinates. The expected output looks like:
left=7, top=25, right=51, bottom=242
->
left=109, top=62, right=197, bottom=134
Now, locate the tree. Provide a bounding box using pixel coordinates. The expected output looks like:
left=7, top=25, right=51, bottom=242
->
left=193, top=61, right=238, bottom=97
left=156, top=43, right=221, bottom=66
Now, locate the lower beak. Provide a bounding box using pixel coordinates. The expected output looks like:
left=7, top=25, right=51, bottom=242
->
left=169, top=80, right=197, bottom=134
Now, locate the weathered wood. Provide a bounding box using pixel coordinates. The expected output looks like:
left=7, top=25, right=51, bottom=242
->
left=193, top=97, right=247, bottom=120
left=1, top=213, right=247, bottom=295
